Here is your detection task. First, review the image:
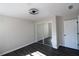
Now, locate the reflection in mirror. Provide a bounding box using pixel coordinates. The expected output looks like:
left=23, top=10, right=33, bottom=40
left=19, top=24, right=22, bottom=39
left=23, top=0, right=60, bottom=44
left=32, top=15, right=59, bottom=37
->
left=44, top=37, right=52, bottom=47
left=36, top=23, right=53, bottom=47
left=38, top=40, right=43, bottom=44
left=44, top=23, right=52, bottom=47
left=37, top=23, right=44, bottom=44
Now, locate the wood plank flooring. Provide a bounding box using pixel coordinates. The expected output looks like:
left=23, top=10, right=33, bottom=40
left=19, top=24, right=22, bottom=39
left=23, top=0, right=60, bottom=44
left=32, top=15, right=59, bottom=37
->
left=3, top=43, right=79, bottom=56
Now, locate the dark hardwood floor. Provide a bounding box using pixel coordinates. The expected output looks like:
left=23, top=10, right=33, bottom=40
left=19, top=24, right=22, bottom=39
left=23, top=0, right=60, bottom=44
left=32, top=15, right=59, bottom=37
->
left=3, top=42, right=79, bottom=56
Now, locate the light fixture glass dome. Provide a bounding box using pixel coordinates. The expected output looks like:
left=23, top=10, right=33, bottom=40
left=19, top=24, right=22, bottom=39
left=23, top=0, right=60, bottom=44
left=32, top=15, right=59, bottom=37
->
left=29, top=8, right=39, bottom=15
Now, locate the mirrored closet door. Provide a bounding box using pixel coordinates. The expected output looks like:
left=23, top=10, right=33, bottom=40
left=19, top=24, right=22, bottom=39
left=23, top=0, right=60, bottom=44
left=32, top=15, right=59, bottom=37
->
left=37, top=23, right=44, bottom=44
left=44, top=23, right=52, bottom=47
left=36, top=23, right=53, bottom=47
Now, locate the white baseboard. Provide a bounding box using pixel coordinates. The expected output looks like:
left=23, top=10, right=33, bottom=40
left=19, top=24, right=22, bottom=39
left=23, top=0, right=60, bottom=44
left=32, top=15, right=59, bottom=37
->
left=0, top=41, right=37, bottom=56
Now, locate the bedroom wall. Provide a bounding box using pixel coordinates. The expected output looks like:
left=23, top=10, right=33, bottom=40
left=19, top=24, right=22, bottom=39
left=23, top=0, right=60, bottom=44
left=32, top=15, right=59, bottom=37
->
left=0, top=15, right=35, bottom=55
left=56, top=16, right=64, bottom=47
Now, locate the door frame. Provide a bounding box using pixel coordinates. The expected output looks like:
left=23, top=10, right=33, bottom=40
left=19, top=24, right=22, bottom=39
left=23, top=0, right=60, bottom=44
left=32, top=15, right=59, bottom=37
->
left=63, top=19, right=78, bottom=49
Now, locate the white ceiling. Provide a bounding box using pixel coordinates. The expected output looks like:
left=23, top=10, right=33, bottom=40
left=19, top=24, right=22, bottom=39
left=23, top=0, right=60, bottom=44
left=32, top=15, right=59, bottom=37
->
left=0, top=3, right=79, bottom=20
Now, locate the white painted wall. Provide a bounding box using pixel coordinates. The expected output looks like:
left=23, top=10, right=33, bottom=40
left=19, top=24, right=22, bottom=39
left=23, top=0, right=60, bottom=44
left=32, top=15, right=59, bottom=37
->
left=56, top=16, right=64, bottom=47
left=51, top=17, right=58, bottom=49
left=0, top=16, right=35, bottom=55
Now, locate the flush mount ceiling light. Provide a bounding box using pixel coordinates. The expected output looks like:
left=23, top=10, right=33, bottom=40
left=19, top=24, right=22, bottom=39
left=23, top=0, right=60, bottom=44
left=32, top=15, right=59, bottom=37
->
left=29, top=8, right=39, bottom=15
left=68, top=5, right=73, bottom=10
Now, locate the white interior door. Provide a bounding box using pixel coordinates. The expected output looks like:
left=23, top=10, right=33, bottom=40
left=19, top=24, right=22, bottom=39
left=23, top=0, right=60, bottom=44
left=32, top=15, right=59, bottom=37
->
left=64, top=19, right=77, bottom=49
